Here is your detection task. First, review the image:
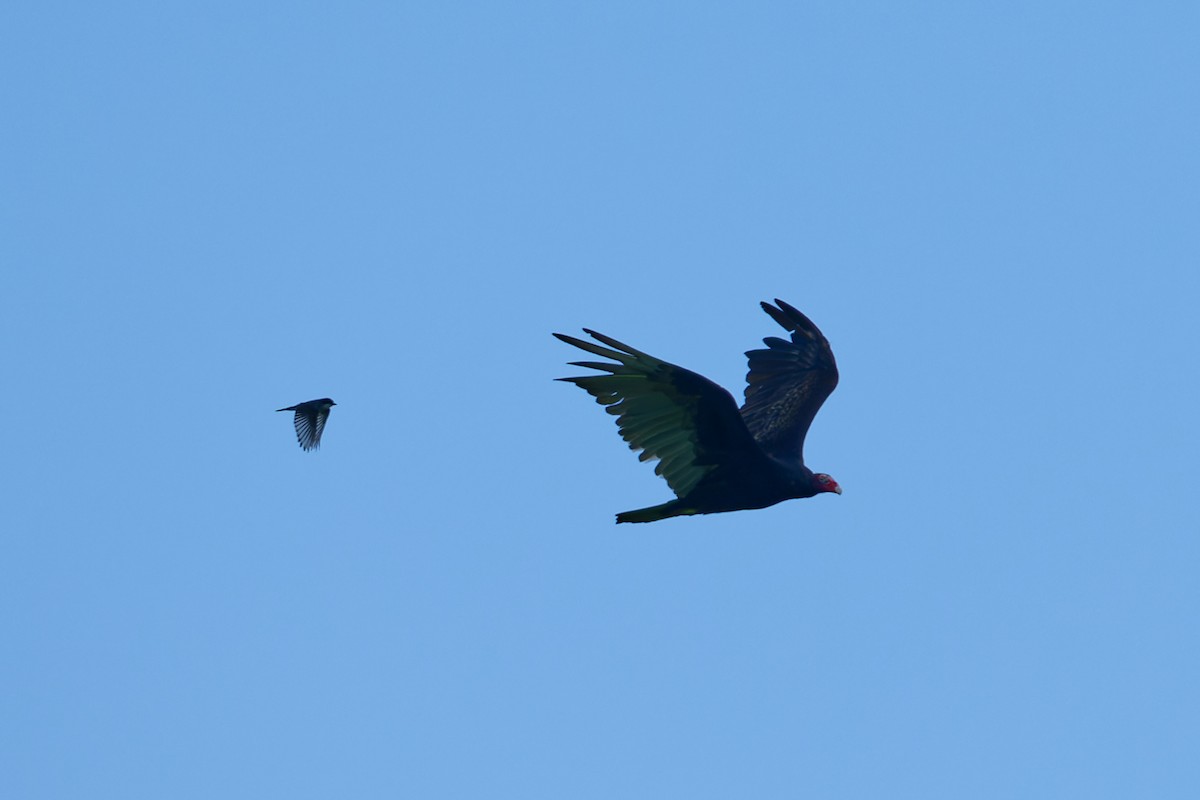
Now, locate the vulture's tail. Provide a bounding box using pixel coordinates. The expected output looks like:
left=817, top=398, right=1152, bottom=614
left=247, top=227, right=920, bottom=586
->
left=615, top=501, right=696, bottom=524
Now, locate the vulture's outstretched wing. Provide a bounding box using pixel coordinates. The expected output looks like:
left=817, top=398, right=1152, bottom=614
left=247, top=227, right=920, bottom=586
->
left=740, top=299, right=839, bottom=463
left=555, top=329, right=762, bottom=498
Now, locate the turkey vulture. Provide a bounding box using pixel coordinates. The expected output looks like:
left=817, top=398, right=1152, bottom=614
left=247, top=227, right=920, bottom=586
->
left=277, top=398, right=336, bottom=451
left=555, top=300, right=841, bottom=523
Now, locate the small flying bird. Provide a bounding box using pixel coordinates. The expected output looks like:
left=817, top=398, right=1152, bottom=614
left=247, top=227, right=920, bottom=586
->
left=555, top=299, right=841, bottom=523
left=276, top=398, right=336, bottom=451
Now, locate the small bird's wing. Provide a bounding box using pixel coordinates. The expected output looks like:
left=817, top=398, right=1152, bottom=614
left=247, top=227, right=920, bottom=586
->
left=293, top=406, right=329, bottom=451
left=556, top=329, right=764, bottom=498
left=739, top=299, right=839, bottom=464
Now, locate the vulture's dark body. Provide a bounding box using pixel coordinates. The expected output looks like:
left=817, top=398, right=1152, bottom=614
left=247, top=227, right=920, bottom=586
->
left=617, top=457, right=828, bottom=523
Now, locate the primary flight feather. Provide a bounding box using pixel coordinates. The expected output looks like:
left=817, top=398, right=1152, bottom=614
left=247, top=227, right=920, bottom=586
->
left=555, top=300, right=841, bottom=523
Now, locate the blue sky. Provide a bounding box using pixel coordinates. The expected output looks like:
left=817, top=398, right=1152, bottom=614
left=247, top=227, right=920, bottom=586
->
left=2, top=2, right=1198, bottom=797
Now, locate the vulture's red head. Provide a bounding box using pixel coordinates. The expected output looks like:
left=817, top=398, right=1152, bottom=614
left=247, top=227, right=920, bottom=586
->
left=815, top=473, right=842, bottom=495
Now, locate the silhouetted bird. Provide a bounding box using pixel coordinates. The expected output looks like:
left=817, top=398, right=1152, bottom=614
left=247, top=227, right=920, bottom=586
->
left=555, top=299, right=841, bottom=523
left=276, top=398, right=336, bottom=451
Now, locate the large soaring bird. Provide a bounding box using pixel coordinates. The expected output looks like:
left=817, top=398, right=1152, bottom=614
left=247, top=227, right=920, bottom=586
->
left=555, top=300, right=841, bottom=523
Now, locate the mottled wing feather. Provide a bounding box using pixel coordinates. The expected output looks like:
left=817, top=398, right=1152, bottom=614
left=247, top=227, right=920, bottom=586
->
left=556, top=329, right=761, bottom=498
left=740, top=299, right=839, bottom=463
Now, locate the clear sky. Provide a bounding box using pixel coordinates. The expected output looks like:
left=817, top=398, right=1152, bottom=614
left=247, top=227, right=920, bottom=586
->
left=3, top=2, right=1198, bottom=797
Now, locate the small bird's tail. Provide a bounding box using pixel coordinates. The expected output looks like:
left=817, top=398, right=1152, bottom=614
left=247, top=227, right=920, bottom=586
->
left=276, top=406, right=296, bottom=412
left=615, top=501, right=696, bottom=524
